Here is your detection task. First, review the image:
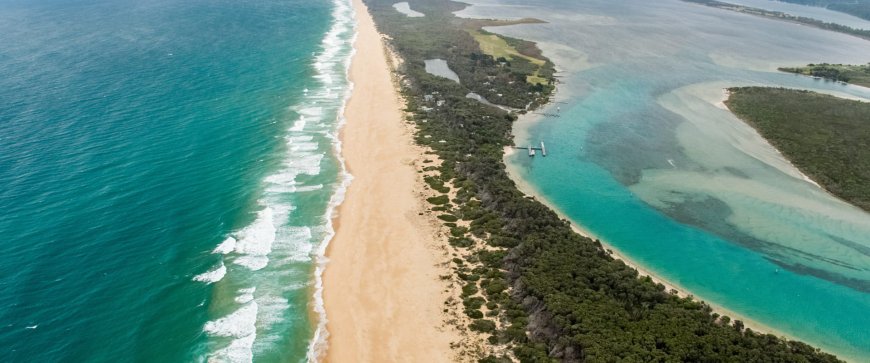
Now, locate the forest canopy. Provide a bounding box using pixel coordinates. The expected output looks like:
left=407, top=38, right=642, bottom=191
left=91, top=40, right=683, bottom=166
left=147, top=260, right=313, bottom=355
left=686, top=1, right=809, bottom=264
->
left=365, top=0, right=845, bottom=361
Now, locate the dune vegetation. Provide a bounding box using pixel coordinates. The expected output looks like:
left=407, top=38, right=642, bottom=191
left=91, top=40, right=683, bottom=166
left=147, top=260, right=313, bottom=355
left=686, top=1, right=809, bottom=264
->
left=367, top=0, right=844, bottom=361
left=683, top=0, right=870, bottom=40
left=779, top=63, right=870, bottom=88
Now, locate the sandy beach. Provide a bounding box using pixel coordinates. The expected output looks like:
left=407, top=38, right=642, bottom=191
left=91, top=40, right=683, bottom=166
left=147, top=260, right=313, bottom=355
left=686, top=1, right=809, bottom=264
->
left=503, top=155, right=785, bottom=340
left=321, top=0, right=461, bottom=361
left=322, top=1, right=818, bottom=361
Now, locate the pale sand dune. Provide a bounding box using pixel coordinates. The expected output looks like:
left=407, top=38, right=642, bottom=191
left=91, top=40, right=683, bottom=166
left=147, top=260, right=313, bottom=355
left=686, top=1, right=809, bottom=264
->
left=322, top=0, right=460, bottom=361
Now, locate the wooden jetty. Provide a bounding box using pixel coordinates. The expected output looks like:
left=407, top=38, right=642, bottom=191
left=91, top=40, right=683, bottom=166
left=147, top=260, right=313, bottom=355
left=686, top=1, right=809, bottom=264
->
left=517, top=141, right=548, bottom=157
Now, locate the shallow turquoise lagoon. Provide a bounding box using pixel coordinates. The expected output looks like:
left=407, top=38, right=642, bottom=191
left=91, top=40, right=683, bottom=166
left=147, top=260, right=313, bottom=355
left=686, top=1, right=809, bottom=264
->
left=460, top=0, right=870, bottom=360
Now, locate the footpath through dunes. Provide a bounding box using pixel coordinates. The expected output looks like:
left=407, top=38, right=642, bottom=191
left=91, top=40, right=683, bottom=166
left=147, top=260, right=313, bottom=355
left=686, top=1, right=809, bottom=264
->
left=321, top=0, right=461, bottom=361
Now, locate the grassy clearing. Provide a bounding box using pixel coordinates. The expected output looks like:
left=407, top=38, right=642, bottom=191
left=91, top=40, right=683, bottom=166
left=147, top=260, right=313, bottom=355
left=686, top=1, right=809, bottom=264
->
left=468, top=29, right=549, bottom=85
left=469, top=30, right=545, bottom=66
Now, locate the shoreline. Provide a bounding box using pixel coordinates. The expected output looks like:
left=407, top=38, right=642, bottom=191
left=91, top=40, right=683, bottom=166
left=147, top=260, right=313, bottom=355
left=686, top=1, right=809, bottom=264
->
left=318, top=1, right=860, bottom=361
left=508, top=78, right=870, bottom=360
left=320, top=0, right=465, bottom=361
left=719, top=86, right=826, bottom=190
left=305, top=0, right=357, bottom=359
left=503, top=81, right=869, bottom=362
left=504, top=118, right=786, bottom=342
left=681, top=0, right=870, bottom=42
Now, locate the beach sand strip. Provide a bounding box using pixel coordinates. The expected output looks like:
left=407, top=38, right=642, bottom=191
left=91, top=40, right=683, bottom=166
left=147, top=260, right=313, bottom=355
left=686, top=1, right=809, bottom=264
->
left=322, top=0, right=467, bottom=361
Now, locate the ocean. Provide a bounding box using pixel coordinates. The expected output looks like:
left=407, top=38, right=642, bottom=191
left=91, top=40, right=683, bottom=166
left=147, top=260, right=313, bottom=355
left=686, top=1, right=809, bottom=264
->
left=0, top=0, right=354, bottom=361
left=458, top=0, right=870, bottom=360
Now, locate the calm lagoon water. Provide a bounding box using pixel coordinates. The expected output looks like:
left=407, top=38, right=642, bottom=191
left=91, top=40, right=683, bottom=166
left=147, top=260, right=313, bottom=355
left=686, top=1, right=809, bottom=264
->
left=425, top=58, right=461, bottom=83
left=393, top=1, right=426, bottom=18
left=459, top=0, right=870, bottom=360
left=723, top=0, right=870, bottom=30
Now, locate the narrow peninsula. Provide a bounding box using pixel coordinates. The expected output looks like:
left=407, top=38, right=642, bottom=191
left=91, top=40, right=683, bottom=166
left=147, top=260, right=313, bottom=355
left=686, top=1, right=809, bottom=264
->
left=779, top=63, right=870, bottom=88
left=773, top=0, right=870, bottom=21
left=725, top=87, right=870, bottom=212
left=682, top=0, right=870, bottom=41
left=344, top=0, right=848, bottom=361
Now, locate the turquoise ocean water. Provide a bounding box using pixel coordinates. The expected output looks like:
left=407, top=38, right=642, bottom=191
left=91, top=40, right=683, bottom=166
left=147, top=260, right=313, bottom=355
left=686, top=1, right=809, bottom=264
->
left=458, top=0, right=870, bottom=360
left=0, top=0, right=354, bottom=361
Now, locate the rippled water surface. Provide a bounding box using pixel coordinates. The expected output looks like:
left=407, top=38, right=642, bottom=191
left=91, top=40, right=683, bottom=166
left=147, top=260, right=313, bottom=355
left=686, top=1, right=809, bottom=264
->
left=459, top=0, right=870, bottom=360
left=0, top=0, right=352, bottom=361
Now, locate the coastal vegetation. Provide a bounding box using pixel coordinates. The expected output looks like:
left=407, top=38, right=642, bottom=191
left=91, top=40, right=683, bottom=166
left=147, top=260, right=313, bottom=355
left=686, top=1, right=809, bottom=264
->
left=682, top=0, right=870, bottom=40
left=468, top=29, right=549, bottom=85
left=725, top=87, right=870, bottom=212
left=774, top=0, right=870, bottom=21
left=779, top=63, right=870, bottom=87
left=366, top=0, right=843, bottom=361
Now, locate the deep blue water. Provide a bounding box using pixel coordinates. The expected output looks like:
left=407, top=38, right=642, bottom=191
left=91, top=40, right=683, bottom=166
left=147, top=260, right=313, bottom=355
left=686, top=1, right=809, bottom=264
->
left=0, top=0, right=350, bottom=361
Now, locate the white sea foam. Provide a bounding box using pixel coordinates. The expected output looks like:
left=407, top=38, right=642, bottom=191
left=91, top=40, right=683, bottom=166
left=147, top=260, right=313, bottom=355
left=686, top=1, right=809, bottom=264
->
left=231, top=256, right=269, bottom=271
left=224, top=208, right=278, bottom=271
left=254, top=294, right=290, bottom=333
left=203, top=0, right=357, bottom=361
left=232, top=208, right=276, bottom=256
left=193, top=262, right=227, bottom=284
left=307, top=0, right=356, bottom=360
left=235, top=288, right=256, bottom=304
left=268, top=204, right=295, bottom=228
left=273, top=227, right=314, bottom=264
left=284, top=154, right=323, bottom=176
left=295, top=184, right=324, bottom=192
left=213, top=237, right=237, bottom=254
left=289, top=142, right=319, bottom=153
left=205, top=290, right=259, bottom=363
left=287, top=134, right=314, bottom=142
left=290, top=116, right=307, bottom=132
left=263, top=183, right=298, bottom=195
left=263, top=171, right=298, bottom=186
left=249, top=294, right=292, bottom=354
left=209, top=333, right=256, bottom=363
left=299, top=106, right=324, bottom=117
left=204, top=302, right=258, bottom=338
